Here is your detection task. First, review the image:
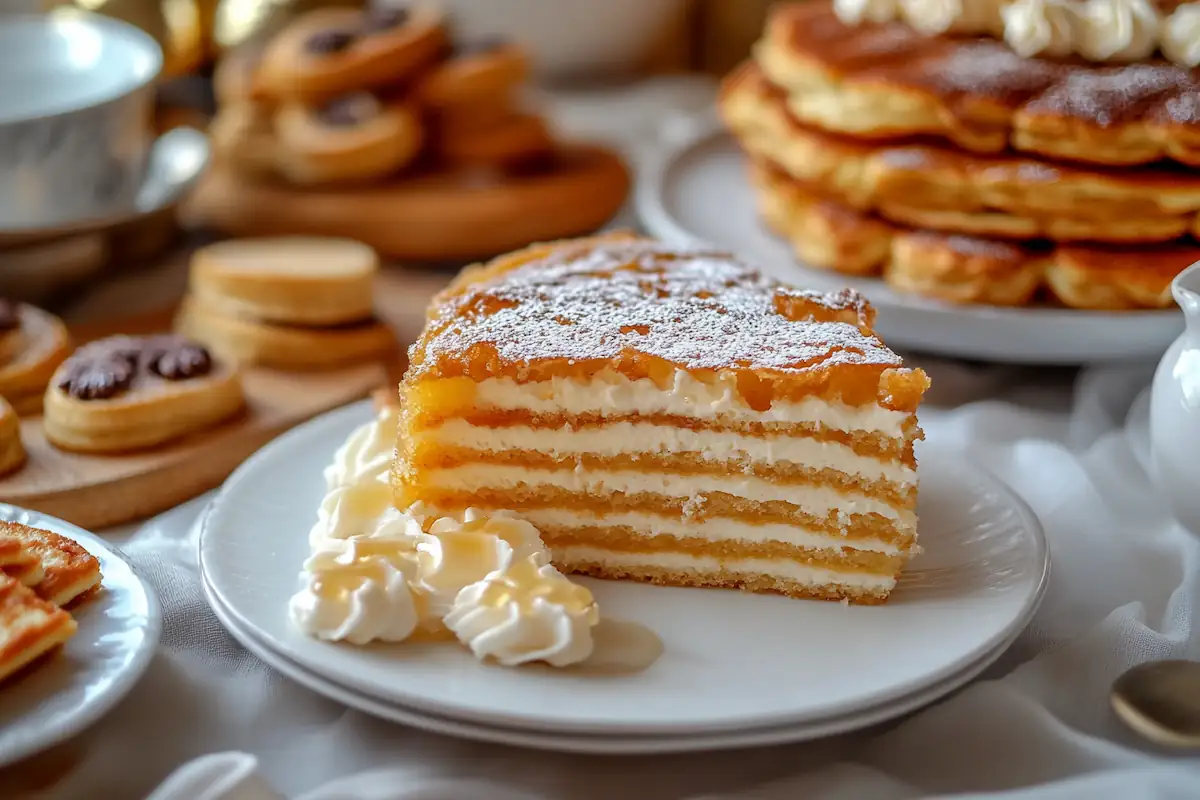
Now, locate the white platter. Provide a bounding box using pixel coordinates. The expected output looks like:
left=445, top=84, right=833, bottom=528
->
left=200, top=402, right=1049, bottom=738
left=202, top=570, right=1028, bottom=754
left=635, top=121, right=1183, bottom=365
left=0, top=506, right=161, bottom=768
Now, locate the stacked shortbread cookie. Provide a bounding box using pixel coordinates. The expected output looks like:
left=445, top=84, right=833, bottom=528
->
left=177, top=237, right=397, bottom=370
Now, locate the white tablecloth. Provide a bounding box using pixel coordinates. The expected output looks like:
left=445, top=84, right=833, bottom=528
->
left=3, top=79, right=1200, bottom=799
left=5, top=358, right=1200, bottom=800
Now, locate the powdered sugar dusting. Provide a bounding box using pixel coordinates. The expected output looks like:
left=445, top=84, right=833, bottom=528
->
left=1025, top=66, right=1191, bottom=126
left=923, top=42, right=1062, bottom=101
left=413, top=242, right=904, bottom=378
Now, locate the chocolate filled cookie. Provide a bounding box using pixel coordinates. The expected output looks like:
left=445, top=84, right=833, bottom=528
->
left=256, top=6, right=448, bottom=101
left=44, top=334, right=245, bottom=453
left=0, top=302, right=71, bottom=416
left=274, top=92, right=424, bottom=185
left=414, top=38, right=528, bottom=111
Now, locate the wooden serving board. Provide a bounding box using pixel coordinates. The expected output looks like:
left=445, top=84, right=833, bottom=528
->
left=0, top=269, right=447, bottom=530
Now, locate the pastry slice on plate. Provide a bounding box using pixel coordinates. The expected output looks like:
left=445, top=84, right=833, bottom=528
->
left=0, top=572, right=77, bottom=684
left=0, top=526, right=43, bottom=587
left=0, top=522, right=103, bottom=607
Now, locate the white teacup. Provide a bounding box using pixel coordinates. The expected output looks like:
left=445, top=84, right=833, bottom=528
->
left=0, top=10, right=162, bottom=230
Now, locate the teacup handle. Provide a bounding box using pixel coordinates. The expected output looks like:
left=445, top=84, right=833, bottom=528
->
left=134, top=126, right=211, bottom=212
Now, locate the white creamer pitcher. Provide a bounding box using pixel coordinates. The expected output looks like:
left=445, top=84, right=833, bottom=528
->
left=1151, top=260, right=1200, bottom=534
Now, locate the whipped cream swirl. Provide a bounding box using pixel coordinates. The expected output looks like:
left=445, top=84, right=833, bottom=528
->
left=834, top=0, right=904, bottom=24
left=415, top=509, right=549, bottom=616
left=324, top=406, right=398, bottom=489
left=900, top=0, right=1006, bottom=35
left=1002, top=0, right=1080, bottom=57
left=291, top=409, right=605, bottom=667
left=1163, top=3, right=1200, bottom=67
left=1076, top=0, right=1159, bottom=61
left=445, top=556, right=599, bottom=667
left=289, top=533, right=426, bottom=645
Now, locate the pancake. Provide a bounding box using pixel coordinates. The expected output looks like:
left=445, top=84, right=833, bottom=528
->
left=755, top=2, right=1200, bottom=167
left=754, top=161, right=1196, bottom=309
left=722, top=63, right=1200, bottom=244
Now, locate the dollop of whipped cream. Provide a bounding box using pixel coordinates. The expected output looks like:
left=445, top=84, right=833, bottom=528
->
left=289, top=532, right=426, bottom=645
left=901, top=0, right=1006, bottom=35
left=1162, top=3, right=1200, bottom=67
left=834, top=0, right=904, bottom=25
left=414, top=509, right=548, bottom=616
left=444, top=556, right=600, bottom=667
left=1076, top=0, right=1160, bottom=61
left=833, top=0, right=1200, bottom=66
left=324, top=405, right=398, bottom=490
left=291, top=408, right=603, bottom=667
left=1002, top=0, right=1080, bottom=57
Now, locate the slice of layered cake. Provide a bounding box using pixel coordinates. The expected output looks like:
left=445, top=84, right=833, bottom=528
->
left=394, top=234, right=929, bottom=603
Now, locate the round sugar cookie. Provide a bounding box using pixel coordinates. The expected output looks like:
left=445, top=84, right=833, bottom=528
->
left=414, top=39, right=528, bottom=110
left=0, top=304, right=72, bottom=416
left=274, top=94, right=424, bottom=185
left=176, top=295, right=398, bottom=371
left=190, top=237, right=378, bottom=326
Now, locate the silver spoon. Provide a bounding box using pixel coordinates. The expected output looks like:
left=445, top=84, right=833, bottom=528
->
left=1111, top=660, right=1200, bottom=748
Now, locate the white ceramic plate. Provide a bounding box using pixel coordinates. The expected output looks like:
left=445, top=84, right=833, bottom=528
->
left=635, top=120, right=1183, bottom=365
left=200, top=403, right=1049, bottom=737
left=202, top=570, right=1030, bottom=754
left=0, top=506, right=161, bottom=768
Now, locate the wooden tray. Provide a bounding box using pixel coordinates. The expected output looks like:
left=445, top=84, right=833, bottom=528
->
left=184, top=145, right=630, bottom=262
left=0, top=268, right=448, bottom=530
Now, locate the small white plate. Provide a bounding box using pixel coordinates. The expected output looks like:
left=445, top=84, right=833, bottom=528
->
left=200, top=403, right=1049, bottom=737
left=0, top=506, right=161, bottom=768
left=635, top=119, right=1182, bottom=365
left=202, top=570, right=1029, bottom=754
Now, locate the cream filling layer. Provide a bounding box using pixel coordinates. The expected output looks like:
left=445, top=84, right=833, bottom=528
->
left=515, top=507, right=905, bottom=555
left=463, top=370, right=910, bottom=436
left=554, top=545, right=897, bottom=591
left=418, top=419, right=916, bottom=486
left=418, top=464, right=914, bottom=524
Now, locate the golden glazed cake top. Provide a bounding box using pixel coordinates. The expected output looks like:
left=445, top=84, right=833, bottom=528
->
left=406, top=235, right=928, bottom=411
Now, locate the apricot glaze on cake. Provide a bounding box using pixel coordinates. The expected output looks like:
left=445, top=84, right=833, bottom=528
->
left=394, top=233, right=930, bottom=604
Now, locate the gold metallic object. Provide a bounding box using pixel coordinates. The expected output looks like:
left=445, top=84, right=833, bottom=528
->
left=45, top=0, right=206, bottom=76
left=1111, top=660, right=1200, bottom=748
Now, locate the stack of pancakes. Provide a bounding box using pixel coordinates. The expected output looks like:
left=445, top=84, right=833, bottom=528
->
left=719, top=1, right=1200, bottom=310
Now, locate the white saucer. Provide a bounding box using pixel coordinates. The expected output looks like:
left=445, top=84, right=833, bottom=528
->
left=635, top=118, right=1182, bottom=365
left=201, top=570, right=1027, bottom=754
left=0, top=506, right=162, bottom=768
left=200, top=402, right=1049, bottom=738
left=0, top=126, right=209, bottom=246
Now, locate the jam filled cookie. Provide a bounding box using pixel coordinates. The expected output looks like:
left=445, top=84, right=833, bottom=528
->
left=256, top=5, right=447, bottom=100
left=414, top=38, right=528, bottom=111
left=0, top=398, right=25, bottom=478
left=190, top=237, right=378, bottom=326
left=176, top=294, right=397, bottom=371
left=274, top=93, right=423, bottom=185
left=437, top=112, right=555, bottom=170
left=0, top=301, right=72, bottom=416
left=43, top=335, right=245, bottom=453
left=209, top=103, right=279, bottom=177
